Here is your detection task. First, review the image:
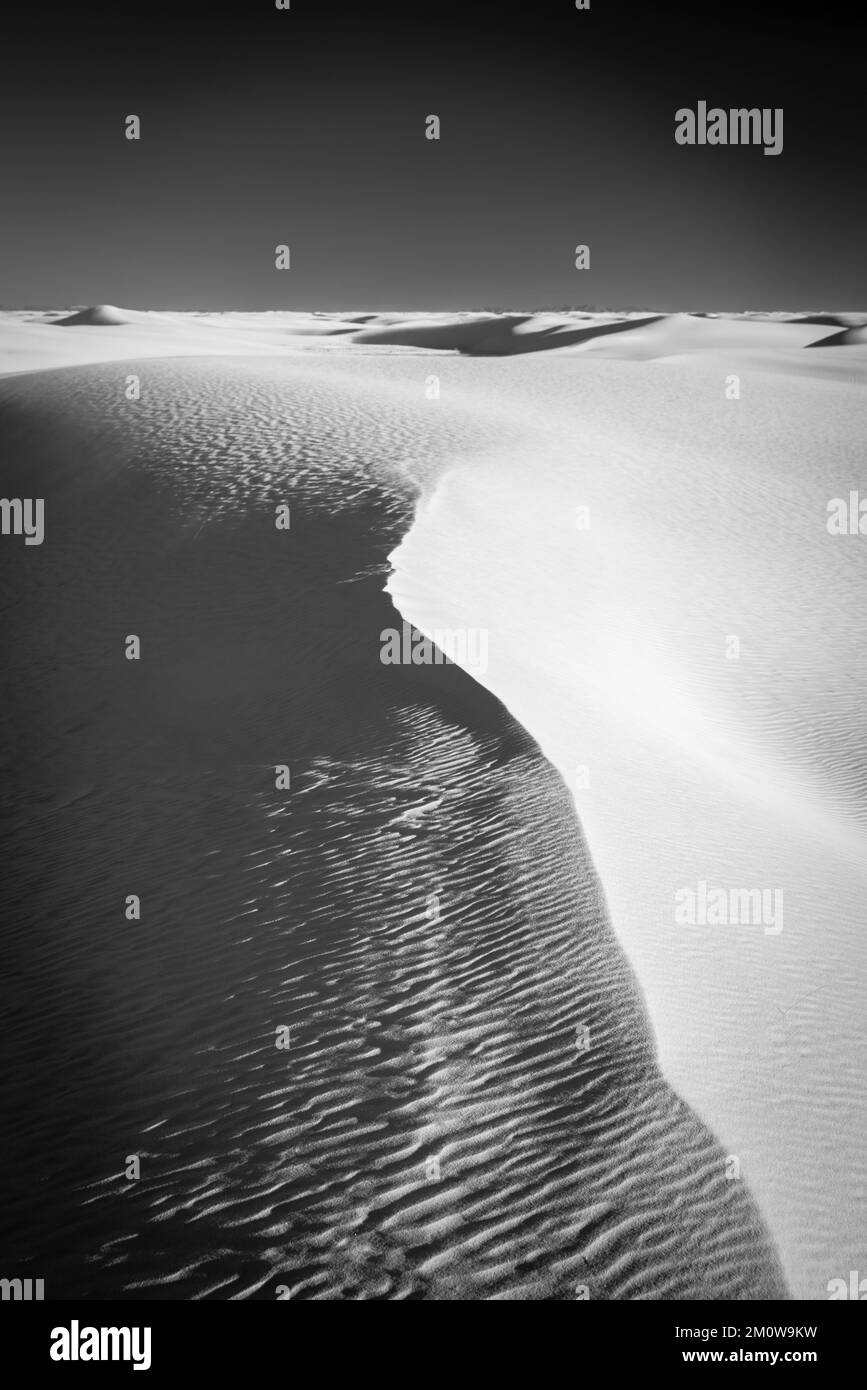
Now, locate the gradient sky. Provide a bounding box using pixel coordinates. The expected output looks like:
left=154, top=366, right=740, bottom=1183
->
left=2, top=0, right=864, bottom=311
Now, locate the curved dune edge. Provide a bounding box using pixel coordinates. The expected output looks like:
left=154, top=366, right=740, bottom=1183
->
left=0, top=356, right=789, bottom=1299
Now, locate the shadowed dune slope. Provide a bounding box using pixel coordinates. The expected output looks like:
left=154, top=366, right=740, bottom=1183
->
left=350, top=313, right=664, bottom=356
left=808, top=324, right=867, bottom=347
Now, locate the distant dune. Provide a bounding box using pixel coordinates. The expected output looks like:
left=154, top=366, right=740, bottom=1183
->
left=2, top=306, right=867, bottom=377
left=351, top=312, right=664, bottom=356
left=55, top=303, right=130, bottom=326
left=808, top=324, right=867, bottom=347
left=785, top=313, right=851, bottom=328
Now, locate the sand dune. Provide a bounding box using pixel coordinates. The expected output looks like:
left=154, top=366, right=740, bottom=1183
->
left=387, top=349, right=867, bottom=1300
left=1, top=311, right=864, bottom=1298
left=559, top=311, right=837, bottom=357
left=3, top=305, right=867, bottom=379
left=351, top=312, right=665, bottom=355
left=808, top=324, right=867, bottom=347
left=0, top=307, right=355, bottom=375
left=56, top=303, right=131, bottom=326
left=785, top=313, right=852, bottom=328
left=0, top=355, right=788, bottom=1300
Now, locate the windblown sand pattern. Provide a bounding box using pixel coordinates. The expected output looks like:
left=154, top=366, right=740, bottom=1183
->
left=0, top=359, right=787, bottom=1299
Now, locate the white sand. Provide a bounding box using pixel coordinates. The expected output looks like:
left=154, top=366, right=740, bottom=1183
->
left=386, top=346, right=867, bottom=1300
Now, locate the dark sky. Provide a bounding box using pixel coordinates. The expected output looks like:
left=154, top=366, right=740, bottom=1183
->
left=1, top=0, right=864, bottom=311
